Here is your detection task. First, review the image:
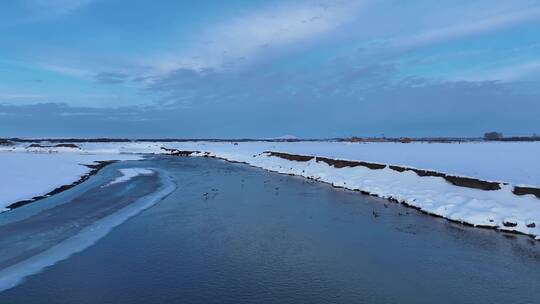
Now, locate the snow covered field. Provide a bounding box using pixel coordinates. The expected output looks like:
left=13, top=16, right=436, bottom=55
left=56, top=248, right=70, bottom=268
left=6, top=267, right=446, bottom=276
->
left=0, top=151, right=141, bottom=211
left=164, top=141, right=540, bottom=187
left=15, top=141, right=535, bottom=187
left=1, top=141, right=539, bottom=238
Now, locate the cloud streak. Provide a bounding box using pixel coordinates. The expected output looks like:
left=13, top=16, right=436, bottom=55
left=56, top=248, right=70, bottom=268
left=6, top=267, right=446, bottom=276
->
left=95, top=72, right=130, bottom=85
left=390, top=5, right=540, bottom=50
left=0, top=94, right=48, bottom=101
left=149, top=0, right=367, bottom=73
left=461, top=59, right=540, bottom=82
left=38, top=63, right=90, bottom=77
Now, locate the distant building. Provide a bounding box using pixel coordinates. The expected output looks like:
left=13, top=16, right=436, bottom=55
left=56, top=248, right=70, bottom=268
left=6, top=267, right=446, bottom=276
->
left=400, top=137, right=412, bottom=143
left=483, top=132, right=503, bottom=140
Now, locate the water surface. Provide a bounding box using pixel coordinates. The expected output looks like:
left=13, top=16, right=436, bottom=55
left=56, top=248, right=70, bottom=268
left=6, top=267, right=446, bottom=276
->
left=0, top=156, right=538, bottom=303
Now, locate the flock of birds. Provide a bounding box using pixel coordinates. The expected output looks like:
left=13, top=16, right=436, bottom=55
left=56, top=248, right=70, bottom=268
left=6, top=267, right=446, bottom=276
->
left=199, top=169, right=412, bottom=221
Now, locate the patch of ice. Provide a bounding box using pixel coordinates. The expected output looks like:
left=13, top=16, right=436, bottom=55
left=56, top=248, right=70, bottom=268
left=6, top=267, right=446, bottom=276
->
left=0, top=173, right=175, bottom=292
left=104, top=168, right=154, bottom=187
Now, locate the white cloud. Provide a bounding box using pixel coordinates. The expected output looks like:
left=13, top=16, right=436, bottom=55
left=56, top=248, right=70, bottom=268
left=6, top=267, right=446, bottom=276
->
left=148, top=0, right=367, bottom=73
left=38, top=63, right=90, bottom=77
left=144, top=0, right=540, bottom=76
left=391, top=6, right=540, bottom=50
left=470, top=60, right=540, bottom=82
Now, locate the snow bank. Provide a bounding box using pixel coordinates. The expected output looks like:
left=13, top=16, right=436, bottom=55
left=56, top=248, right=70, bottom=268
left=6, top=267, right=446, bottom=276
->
left=104, top=168, right=154, bottom=187
left=0, top=152, right=141, bottom=211
left=159, top=141, right=540, bottom=188
left=187, top=149, right=540, bottom=238
left=7, top=140, right=540, bottom=188
left=147, top=141, right=540, bottom=239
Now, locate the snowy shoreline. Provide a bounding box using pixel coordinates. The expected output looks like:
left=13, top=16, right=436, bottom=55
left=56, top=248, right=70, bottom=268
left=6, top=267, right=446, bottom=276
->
left=0, top=151, right=142, bottom=212
left=171, top=149, right=540, bottom=240
left=5, top=160, right=116, bottom=211
left=1, top=141, right=539, bottom=239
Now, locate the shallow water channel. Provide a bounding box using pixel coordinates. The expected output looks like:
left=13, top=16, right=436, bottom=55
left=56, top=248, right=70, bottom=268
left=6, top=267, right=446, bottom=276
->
left=0, top=156, right=539, bottom=303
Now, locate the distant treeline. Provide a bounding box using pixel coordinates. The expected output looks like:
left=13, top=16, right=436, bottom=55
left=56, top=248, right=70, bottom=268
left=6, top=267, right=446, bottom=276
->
left=485, top=136, right=540, bottom=142
left=482, top=131, right=540, bottom=142
left=3, top=137, right=309, bottom=143
left=1, top=134, right=539, bottom=144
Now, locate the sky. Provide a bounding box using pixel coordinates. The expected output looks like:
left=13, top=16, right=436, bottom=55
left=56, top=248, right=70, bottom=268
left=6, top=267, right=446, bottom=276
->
left=0, top=0, right=539, bottom=138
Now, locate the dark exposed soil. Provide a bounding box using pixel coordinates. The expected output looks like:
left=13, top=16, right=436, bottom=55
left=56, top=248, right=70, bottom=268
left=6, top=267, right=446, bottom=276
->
left=315, top=156, right=387, bottom=170
left=263, top=151, right=538, bottom=193
left=54, top=143, right=80, bottom=149
left=513, top=186, right=540, bottom=199
left=264, top=152, right=388, bottom=170
left=264, top=152, right=314, bottom=162
left=503, top=221, right=518, bottom=227
left=26, top=143, right=80, bottom=149
left=444, top=175, right=501, bottom=191
left=160, top=147, right=201, bottom=156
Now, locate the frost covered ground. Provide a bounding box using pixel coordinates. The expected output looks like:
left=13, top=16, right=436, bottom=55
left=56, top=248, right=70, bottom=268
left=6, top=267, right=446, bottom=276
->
left=167, top=141, right=540, bottom=187
left=1, top=141, right=539, bottom=239
left=103, top=168, right=154, bottom=187
left=0, top=151, right=141, bottom=211
left=19, top=141, right=536, bottom=186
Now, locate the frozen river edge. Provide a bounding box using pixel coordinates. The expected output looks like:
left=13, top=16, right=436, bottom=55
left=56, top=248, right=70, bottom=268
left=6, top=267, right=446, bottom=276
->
left=164, top=148, right=540, bottom=240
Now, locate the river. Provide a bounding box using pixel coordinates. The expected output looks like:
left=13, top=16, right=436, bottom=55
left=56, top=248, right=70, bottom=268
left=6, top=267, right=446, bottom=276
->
left=0, top=156, right=538, bottom=303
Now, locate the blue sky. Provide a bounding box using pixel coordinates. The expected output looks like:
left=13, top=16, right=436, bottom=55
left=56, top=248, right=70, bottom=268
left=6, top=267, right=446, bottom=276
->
left=1, top=0, right=539, bottom=138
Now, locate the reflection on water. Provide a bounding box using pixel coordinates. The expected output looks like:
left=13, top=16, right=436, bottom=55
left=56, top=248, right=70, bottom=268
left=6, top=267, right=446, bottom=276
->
left=0, top=157, right=539, bottom=304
